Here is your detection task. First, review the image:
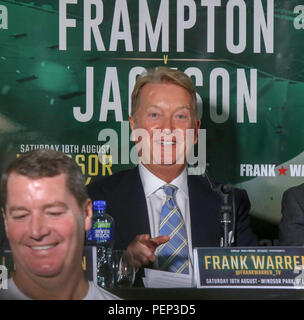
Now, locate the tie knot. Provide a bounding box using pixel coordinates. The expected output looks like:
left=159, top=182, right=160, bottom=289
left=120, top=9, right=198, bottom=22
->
left=163, top=184, right=177, bottom=197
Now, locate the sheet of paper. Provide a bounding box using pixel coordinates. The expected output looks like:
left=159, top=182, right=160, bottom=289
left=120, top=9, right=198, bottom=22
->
left=142, top=268, right=194, bottom=288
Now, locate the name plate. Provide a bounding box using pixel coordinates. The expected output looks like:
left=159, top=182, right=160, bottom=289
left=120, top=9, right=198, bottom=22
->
left=193, top=247, right=304, bottom=289
left=82, top=246, right=97, bottom=284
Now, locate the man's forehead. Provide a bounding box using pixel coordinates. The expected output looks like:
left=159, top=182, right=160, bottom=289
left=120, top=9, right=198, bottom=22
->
left=6, top=172, right=69, bottom=194
left=5, top=173, right=78, bottom=208
left=144, top=104, right=191, bottom=110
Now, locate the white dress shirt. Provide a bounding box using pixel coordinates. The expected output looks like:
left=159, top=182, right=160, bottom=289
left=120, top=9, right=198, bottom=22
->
left=138, top=163, right=194, bottom=275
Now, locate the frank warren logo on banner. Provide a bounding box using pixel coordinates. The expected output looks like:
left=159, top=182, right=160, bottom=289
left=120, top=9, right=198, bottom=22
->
left=240, top=164, right=304, bottom=177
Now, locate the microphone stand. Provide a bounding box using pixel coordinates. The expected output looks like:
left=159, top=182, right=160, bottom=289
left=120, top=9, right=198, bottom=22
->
left=216, top=185, right=233, bottom=247
left=204, top=172, right=235, bottom=247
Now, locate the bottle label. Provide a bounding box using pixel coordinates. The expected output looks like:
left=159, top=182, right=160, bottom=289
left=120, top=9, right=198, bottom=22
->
left=87, top=226, right=113, bottom=242
left=93, top=221, right=111, bottom=229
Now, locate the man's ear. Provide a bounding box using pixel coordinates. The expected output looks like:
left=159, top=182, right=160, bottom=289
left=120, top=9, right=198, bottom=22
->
left=83, top=199, right=93, bottom=232
left=129, top=115, right=135, bottom=131
left=129, top=115, right=136, bottom=142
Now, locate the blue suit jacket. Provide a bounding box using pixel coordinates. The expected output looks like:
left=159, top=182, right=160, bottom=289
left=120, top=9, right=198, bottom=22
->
left=87, top=167, right=257, bottom=250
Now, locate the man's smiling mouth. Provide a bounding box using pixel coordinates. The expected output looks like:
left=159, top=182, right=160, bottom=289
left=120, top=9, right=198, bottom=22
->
left=28, top=244, right=58, bottom=251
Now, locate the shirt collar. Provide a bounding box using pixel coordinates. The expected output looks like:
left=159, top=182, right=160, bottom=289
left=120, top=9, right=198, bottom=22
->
left=138, top=163, right=189, bottom=197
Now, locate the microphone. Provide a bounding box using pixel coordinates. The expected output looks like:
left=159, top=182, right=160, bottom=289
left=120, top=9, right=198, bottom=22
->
left=203, top=171, right=231, bottom=196
left=216, top=184, right=232, bottom=194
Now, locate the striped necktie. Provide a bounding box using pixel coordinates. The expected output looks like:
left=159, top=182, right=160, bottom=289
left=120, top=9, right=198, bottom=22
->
left=157, top=184, right=189, bottom=274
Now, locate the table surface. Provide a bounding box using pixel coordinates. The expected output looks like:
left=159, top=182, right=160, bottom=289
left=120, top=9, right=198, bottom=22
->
left=109, top=287, right=304, bottom=300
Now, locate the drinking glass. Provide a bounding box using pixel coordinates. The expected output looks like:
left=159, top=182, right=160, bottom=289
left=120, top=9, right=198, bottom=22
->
left=104, top=250, right=135, bottom=288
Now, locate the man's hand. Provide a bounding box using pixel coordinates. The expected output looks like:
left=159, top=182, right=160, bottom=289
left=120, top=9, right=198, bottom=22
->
left=127, top=234, right=169, bottom=269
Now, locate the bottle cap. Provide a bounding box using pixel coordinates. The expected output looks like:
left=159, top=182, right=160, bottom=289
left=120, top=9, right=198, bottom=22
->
left=93, top=200, right=106, bottom=210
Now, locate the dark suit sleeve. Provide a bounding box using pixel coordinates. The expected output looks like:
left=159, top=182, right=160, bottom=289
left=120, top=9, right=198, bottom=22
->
left=279, top=188, right=304, bottom=246
left=234, top=189, right=258, bottom=246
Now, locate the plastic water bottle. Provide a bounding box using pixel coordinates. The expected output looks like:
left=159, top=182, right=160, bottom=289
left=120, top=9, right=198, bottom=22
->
left=86, top=200, right=114, bottom=288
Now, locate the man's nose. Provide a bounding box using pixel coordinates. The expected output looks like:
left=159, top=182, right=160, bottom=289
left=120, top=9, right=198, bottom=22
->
left=160, top=116, right=174, bottom=132
left=29, top=213, right=50, bottom=240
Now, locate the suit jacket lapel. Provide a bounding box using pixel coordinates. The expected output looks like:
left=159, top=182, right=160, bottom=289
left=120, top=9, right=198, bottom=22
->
left=113, top=167, right=150, bottom=249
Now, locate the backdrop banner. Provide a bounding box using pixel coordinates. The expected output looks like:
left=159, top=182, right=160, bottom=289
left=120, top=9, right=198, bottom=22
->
left=1, top=0, right=304, bottom=246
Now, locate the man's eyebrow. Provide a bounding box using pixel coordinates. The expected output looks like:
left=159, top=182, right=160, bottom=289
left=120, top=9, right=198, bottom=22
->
left=175, top=106, right=191, bottom=111
left=9, top=206, right=30, bottom=213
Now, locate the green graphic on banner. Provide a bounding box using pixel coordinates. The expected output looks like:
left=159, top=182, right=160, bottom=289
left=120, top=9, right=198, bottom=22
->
left=0, top=0, right=304, bottom=245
